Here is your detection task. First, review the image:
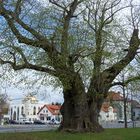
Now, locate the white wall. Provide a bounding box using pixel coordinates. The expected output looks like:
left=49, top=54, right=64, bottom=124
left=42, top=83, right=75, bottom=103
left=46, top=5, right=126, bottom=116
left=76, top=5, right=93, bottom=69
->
left=99, top=106, right=117, bottom=122
left=8, top=102, right=44, bottom=121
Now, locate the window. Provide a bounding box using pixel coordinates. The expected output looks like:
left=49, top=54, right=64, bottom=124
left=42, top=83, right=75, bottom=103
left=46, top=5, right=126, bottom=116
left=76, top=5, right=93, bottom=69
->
left=11, top=108, right=13, bottom=120
left=46, top=110, right=48, bottom=113
left=55, top=116, right=60, bottom=121
left=21, top=106, right=24, bottom=115
left=13, top=111, right=16, bottom=120
left=33, top=106, right=36, bottom=115
left=17, top=107, right=19, bottom=120
left=40, top=117, right=44, bottom=120
left=47, top=116, right=51, bottom=120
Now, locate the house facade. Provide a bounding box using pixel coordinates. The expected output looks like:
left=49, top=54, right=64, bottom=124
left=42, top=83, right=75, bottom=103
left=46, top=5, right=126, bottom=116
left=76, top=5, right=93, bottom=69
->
left=99, top=102, right=117, bottom=122
left=37, top=105, right=62, bottom=123
left=132, top=100, right=140, bottom=120
left=99, top=91, right=132, bottom=122
left=4, top=94, right=62, bottom=123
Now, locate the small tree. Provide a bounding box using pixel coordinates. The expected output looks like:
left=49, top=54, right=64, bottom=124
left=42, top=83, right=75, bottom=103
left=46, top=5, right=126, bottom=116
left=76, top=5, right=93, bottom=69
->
left=0, top=93, right=9, bottom=120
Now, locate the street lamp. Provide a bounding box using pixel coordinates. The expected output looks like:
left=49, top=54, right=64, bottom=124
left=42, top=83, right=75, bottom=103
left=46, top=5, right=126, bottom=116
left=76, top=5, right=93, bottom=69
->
left=122, top=74, right=127, bottom=128
left=131, top=91, right=135, bottom=128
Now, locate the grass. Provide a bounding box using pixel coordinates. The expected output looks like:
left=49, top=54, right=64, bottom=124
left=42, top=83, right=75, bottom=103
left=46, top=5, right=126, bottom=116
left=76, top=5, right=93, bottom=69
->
left=0, top=128, right=140, bottom=140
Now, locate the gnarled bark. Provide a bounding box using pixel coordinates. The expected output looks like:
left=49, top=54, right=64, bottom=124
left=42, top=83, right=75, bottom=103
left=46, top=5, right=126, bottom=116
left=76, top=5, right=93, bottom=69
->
left=59, top=74, right=104, bottom=133
left=59, top=90, right=104, bottom=132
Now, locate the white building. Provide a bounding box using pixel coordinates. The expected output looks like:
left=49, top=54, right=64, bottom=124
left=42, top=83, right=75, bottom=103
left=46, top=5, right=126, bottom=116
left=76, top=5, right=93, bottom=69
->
left=99, top=91, right=132, bottom=122
left=7, top=95, right=44, bottom=122
left=99, top=102, right=117, bottom=122
left=37, top=105, right=62, bottom=123
left=132, top=100, right=140, bottom=120
left=5, top=94, right=62, bottom=124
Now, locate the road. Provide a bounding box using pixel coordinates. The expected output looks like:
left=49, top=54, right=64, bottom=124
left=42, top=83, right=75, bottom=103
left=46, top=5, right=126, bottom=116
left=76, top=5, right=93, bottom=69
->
left=100, top=121, right=140, bottom=128
left=0, top=124, right=58, bottom=133
left=1, top=121, right=140, bottom=133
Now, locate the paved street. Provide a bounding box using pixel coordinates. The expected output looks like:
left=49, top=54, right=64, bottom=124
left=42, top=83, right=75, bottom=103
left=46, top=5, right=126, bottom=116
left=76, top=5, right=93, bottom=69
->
left=0, top=121, right=140, bottom=133
left=0, top=124, right=58, bottom=133
left=100, top=121, right=140, bottom=128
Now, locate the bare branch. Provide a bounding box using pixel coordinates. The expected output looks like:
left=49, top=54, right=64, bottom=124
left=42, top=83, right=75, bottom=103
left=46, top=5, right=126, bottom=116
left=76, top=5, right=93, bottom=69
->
left=102, top=29, right=140, bottom=85
left=61, top=0, right=81, bottom=55
left=1, top=6, right=45, bottom=40
left=111, top=74, right=140, bottom=87
left=0, top=58, right=57, bottom=76
left=110, top=81, right=123, bottom=87
left=15, top=0, right=23, bottom=16
left=49, top=0, right=68, bottom=13
left=0, top=6, right=60, bottom=57
left=11, top=46, right=28, bottom=64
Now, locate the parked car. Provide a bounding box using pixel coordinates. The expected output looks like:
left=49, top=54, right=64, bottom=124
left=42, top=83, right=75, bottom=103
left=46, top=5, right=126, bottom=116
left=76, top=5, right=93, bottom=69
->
left=17, top=120, right=25, bottom=124
left=8, top=120, right=18, bottom=124
left=118, top=119, right=124, bottom=123
left=127, top=119, right=132, bottom=123
left=48, top=120, right=60, bottom=125
left=118, top=119, right=132, bottom=123
left=24, top=120, right=33, bottom=124
left=34, top=120, right=45, bottom=125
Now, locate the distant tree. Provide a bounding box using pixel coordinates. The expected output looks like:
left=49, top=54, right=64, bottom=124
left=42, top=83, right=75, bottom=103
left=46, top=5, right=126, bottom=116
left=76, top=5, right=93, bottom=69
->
left=55, top=102, right=61, bottom=106
left=51, top=102, right=54, bottom=105
left=0, top=93, right=9, bottom=120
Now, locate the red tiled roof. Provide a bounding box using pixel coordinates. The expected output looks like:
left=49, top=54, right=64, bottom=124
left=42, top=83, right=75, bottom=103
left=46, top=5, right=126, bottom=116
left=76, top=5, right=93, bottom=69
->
left=101, top=102, right=110, bottom=112
left=101, top=91, right=133, bottom=113
left=37, top=105, right=61, bottom=115
left=100, top=102, right=117, bottom=113
left=107, top=91, right=124, bottom=101
left=132, top=100, right=140, bottom=108
left=46, top=105, right=61, bottom=115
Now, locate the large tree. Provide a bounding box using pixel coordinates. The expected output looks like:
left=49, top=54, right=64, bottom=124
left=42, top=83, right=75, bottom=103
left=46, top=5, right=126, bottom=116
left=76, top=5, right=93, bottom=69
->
left=0, top=0, right=140, bottom=132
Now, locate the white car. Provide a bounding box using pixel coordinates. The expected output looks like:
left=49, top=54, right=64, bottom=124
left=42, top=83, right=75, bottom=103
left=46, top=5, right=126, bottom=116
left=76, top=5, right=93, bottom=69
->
left=17, top=120, right=25, bottom=124
left=24, top=120, right=33, bottom=124
left=127, top=119, right=132, bottom=123
left=48, top=120, right=60, bottom=125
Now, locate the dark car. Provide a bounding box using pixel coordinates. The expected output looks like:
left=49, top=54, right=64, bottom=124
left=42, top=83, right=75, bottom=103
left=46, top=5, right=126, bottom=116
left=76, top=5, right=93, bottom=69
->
left=34, top=120, right=45, bottom=125
left=118, top=119, right=124, bottom=123
left=118, top=119, right=132, bottom=123
left=9, top=120, right=18, bottom=124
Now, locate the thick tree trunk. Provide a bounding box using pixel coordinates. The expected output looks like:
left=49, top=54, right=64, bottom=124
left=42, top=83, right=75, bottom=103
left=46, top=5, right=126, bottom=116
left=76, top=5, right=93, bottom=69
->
left=59, top=88, right=104, bottom=133
left=58, top=72, right=105, bottom=133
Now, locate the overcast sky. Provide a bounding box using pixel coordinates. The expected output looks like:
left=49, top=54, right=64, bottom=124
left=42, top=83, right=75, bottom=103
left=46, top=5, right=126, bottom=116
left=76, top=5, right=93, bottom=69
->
left=4, top=85, right=63, bottom=104
left=0, top=69, right=64, bottom=104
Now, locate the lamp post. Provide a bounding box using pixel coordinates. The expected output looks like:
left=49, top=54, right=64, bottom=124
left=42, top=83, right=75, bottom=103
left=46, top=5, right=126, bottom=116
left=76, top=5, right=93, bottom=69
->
left=122, top=74, right=127, bottom=128
left=131, top=91, right=135, bottom=128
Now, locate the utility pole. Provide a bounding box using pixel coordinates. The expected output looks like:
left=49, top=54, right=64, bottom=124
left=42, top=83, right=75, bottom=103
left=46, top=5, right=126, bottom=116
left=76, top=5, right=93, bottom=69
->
left=122, top=75, right=127, bottom=128
left=131, top=91, right=135, bottom=128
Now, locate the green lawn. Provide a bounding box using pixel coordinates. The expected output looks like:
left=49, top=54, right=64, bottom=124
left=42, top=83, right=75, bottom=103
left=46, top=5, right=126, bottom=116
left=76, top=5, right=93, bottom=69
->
left=0, top=128, right=140, bottom=140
